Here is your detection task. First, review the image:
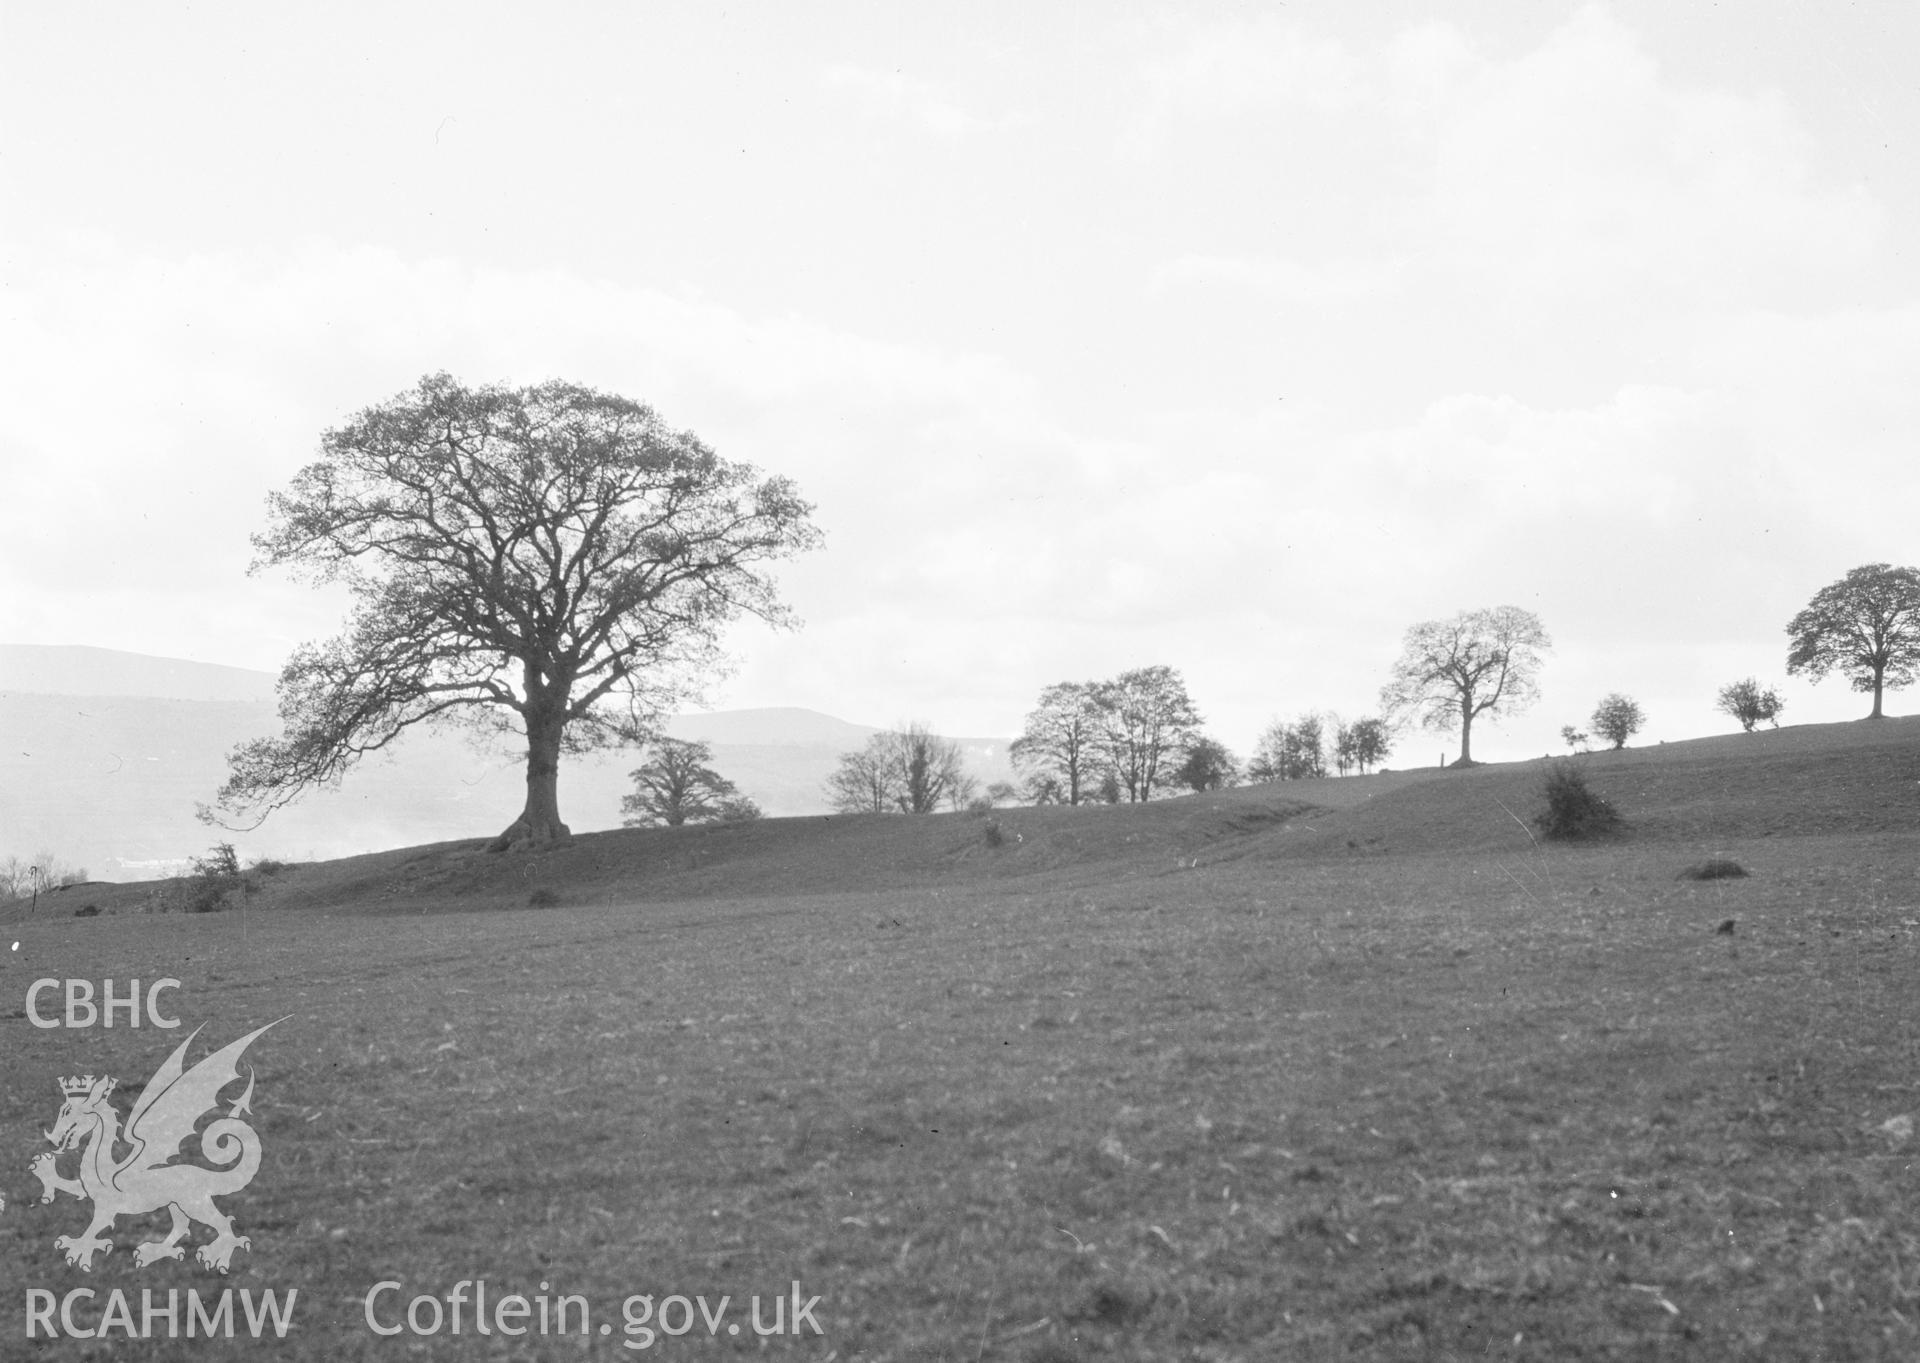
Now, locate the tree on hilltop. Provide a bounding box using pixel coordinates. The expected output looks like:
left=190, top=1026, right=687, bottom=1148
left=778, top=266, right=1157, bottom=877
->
left=1250, top=714, right=1326, bottom=781
left=1095, top=666, right=1203, bottom=802
left=1346, top=717, right=1392, bottom=773
left=826, top=724, right=977, bottom=815
left=621, top=737, right=759, bottom=827
left=1010, top=681, right=1104, bottom=806
left=1786, top=563, right=1920, bottom=718
left=1380, top=606, right=1550, bottom=766
left=1717, top=677, right=1785, bottom=733
left=1589, top=694, right=1645, bottom=750
left=204, top=373, right=820, bottom=849
left=1173, top=736, right=1240, bottom=793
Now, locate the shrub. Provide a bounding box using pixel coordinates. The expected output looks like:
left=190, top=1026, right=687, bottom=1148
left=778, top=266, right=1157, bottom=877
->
left=183, top=841, right=259, bottom=912
left=1534, top=762, right=1623, bottom=841
left=966, top=796, right=996, bottom=817
left=248, top=857, right=294, bottom=877
left=983, top=819, right=1005, bottom=848
left=1678, top=859, right=1748, bottom=881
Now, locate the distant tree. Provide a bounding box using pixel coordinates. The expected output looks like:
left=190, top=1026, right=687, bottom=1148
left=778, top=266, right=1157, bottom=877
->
left=1094, top=666, right=1203, bottom=802
left=1173, top=737, right=1240, bottom=792
left=715, top=796, right=763, bottom=823
left=890, top=723, right=978, bottom=814
left=1589, top=694, right=1645, bottom=750
left=1286, top=714, right=1327, bottom=779
left=1331, top=719, right=1357, bottom=776
left=825, top=724, right=975, bottom=815
left=1250, top=715, right=1326, bottom=781
left=1009, top=681, right=1105, bottom=805
left=620, top=737, right=749, bottom=827
left=1560, top=725, right=1591, bottom=754
left=1022, top=773, right=1066, bottom=805
left=983, top=780, right=1021, bottom=807
left=1, top=852, right=87, bottom=900
left=1096, top=771, right=1123, bottom=805
left=1347, top=717, right=1392, bottom=774
left=204, top=373, right=820, bottom=850
left=825, top=743, right=895, bottom=813
left=1717, top=678, right=1785, bottom=733
left=1380, top=606, right=1551, bottom=766
left=1785, top=563, right=1920, bottom=718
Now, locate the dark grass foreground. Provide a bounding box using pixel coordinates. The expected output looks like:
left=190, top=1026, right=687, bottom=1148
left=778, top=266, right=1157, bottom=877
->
left=2, top=718, right=1918, bottom=1361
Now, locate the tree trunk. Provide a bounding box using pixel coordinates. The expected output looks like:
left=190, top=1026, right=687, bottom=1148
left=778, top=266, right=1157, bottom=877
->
left=489, top=706, right=573, bottom=851
left=1453, top=697, right=1476, bottom=767
left=1870, top=666, right=1885, bottom=718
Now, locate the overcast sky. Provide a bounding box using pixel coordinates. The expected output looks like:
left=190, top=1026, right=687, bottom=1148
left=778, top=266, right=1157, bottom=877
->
left=4, top=1, right=1917, bottom=764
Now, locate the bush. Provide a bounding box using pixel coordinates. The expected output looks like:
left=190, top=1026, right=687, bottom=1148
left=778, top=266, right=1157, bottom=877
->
left=182, top=841, right=255, bottom=912
left=966, top=796, right=997, bottom=817
left=1717, top=677, right=1785, bottom=732
left=1678, top=859, right=1748, bottom=881
left=1534, top=762, right=1623, bottom=841
left=983, top=819, right=1005, bottom=848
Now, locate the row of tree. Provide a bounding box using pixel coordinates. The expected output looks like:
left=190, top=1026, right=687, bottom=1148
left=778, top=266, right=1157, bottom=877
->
left=191, top=371, right=1920, bottom=844
left=0, top=853, right=88, bottom=901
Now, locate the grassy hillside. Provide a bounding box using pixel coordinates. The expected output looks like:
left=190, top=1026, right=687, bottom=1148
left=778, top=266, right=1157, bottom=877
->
left=2, top=719, right=1916, bottom=1360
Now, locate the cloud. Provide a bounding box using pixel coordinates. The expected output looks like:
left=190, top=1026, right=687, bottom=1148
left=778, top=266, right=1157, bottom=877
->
left=1416, top=8, right=1883, bottom=305
left=0, top=236, right=1042, bottom=672
left=1128, top=7, right=1883, bottom=313
left=821, top=63, right=1002, bottom=142
left=1134, top=15, right=1367, bottom=129
left=1149, top=253, right=1406, bottom=303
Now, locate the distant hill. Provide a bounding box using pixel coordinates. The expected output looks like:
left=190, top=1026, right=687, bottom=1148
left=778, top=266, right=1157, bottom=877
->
left=0, top=646, right=1013, bottom=879
left=0, top=644, right=277, bottom=702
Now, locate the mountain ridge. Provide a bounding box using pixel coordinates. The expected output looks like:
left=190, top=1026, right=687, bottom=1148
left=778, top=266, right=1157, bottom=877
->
left=0, top=645, right=1013, bottom=878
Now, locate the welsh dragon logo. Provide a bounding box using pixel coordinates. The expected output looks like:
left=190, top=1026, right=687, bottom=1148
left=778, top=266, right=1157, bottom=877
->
left=28, top=1021, right=283, bottom=1273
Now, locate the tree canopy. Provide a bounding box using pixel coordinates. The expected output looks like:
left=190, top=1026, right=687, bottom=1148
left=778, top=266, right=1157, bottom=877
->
left=1589, top=693, right=1645, bottom=750
left=1717, top=677, right=1785, bottom=733
left=825, top=724, right=976, bottom=815
left=1380, top=606, right=1550, bottom=766
left=1009, top=681, right=1104, bottom=806
left=1250, top=714, right=1326, bottom=781
left=1785, top=563, right=1920, bottom=718
left=620, top=737, right=759, bottom=828
left=1096, top=666, right=1203, bottom=802
left=207, top=373, right=820, bottom=847
left=1173, top=736, right=1240, bottom=793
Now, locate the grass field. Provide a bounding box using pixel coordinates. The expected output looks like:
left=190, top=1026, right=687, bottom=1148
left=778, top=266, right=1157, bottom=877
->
left=3, top=720, right=1917, bottom=1360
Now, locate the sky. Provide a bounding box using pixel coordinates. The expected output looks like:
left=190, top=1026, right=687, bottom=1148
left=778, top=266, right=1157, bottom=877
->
left=4, top=0, right=1918, bottom=768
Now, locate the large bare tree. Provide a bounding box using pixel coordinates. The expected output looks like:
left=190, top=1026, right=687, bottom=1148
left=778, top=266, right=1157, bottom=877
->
left=1009, top=681, right=1104, bottom=805
left=1096, top=666, right=1202, bottom=802
left=824, top=724, right=976, bottom=815
left=207, top=374, right=820, bottom=848
left=1786, top=563, right=1920, bottom=719
left=1380, top=606, right=1550, bottom=766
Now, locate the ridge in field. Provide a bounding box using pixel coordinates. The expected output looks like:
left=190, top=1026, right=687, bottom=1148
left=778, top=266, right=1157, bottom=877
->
left=33, top=713, right=1904, bottom=918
